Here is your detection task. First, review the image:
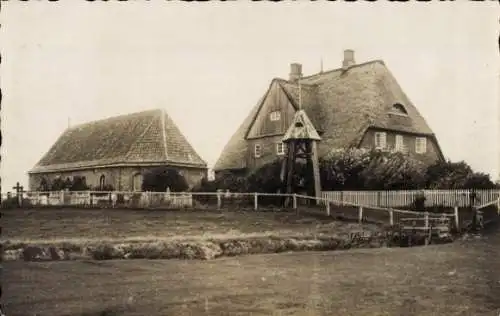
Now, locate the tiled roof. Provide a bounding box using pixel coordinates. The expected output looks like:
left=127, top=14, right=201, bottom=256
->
left=214, top=60, right=440, bottom=171
left=30, top=109, right=207, bottom=173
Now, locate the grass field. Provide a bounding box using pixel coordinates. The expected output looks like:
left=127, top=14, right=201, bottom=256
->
left=1, top=208, right=386, bottom=261
left=3, top=233, right=500, bottom=316
left=2, top=208, right=499, bottom=315
left=1, top=208, right=380, bottom=242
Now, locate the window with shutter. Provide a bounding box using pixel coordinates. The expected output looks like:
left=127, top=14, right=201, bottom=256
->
left=254, top=144, right=262, bottom=158
left=415, top=137, right=427, bottom=154
left=374, top=132, right=387, bottom=149
left=276, top=142, right=285, bottom=155
left=395, top=135, right=404, bottom=152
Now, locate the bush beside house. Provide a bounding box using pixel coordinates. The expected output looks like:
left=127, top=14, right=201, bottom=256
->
left=212, top=149, right=498, bottom=193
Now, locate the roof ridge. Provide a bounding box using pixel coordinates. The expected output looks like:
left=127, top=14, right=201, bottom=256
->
left=273, top=78, right=317, bottom=87
left=243, top=80, right=276, bottom=140
left=160, top=109, right=169, bottom=161
left=123, top=114, right=158, bottom=160
left=67, top=109, right=161, bottom=130
left=275, top=59, right=386, bottom=83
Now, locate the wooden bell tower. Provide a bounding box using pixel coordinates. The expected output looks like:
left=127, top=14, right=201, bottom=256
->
left=280, top=109, right=322, bottom=206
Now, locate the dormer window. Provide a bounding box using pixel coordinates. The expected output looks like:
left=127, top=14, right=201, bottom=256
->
left=390, top=103, right=408, bottom=116
left=269, top=111, right=281, bottom=121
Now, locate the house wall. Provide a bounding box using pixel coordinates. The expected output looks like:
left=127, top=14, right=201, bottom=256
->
left=359, top=129, right=441, bottom=165
left=246, top=82, right=296, bottom=139
left=29, top=165, right=207, bottom=192
left=246, top=135, right=287, bottom=170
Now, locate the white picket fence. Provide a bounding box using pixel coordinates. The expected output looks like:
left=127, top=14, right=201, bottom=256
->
left=17, top=191, right=194, bottom=208
left=321, top=189, right=500, bottom=208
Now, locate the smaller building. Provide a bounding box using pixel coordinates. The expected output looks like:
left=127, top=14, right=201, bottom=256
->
left=28, top=109, right=208, bottom=191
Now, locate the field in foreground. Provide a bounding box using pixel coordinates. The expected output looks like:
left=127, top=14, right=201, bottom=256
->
left=3, top=230, right=500, bottom=316
left=1, top=208, right=380, bottom=243
left=1, top=208, right=387, bottom=261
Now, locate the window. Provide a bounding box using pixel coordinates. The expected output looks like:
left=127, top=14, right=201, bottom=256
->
left=374, top=132, right=387, bottom=149
left=99, top=175, right=106, bottom=190
left=395, top=135, right=404, bottom=152
left=391, top=103, right=408, bottom=115
left=415, top=137, right=427, bottom=154
left=269, top=111, right=281, bottom=121
left=254, top=144, right=262, bottom=158
left=39, top=178, right=49, bottom=191
left=276, top=142, right=285, bottom=155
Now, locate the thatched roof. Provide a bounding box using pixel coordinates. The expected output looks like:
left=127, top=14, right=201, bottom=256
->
left=214, top=59, right=442, bottom=171
left=30, top=109, right=207, bottom=173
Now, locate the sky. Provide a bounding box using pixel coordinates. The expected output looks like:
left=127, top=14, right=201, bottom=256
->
left=1, top=1, right=499, bottom=191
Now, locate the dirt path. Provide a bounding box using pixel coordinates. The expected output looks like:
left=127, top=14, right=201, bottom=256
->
left=3, top=232, right=500, bottom=316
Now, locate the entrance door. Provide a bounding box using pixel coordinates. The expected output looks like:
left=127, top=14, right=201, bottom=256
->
left=132, top=173, right=143, bottom=192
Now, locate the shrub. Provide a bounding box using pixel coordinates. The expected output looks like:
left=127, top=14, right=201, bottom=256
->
left=212, top=171, right=249, bottom=192
left=1, top=196, right=32, bottom=209
left=426, top=160, right=496, bottom=189
left=191, top=177, right=218, bottom=192
left=142, top=167, right=188, bottom=192
left=320, top=149, right=427, bottom=190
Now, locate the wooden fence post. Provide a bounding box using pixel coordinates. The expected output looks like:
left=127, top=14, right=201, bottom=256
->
left=424, top=211, right=430, bottom=246
left=326, top=201, right=330, bottom=216
left=358, top=206, right=363, bottom=224
left=293, top=194, right=297, bottom=210
left=389, top=209, right=394, bottom=226
left=454, top=205, right=460, bottom=231
left=217, top=192, right=222, bottom=210
left=254, top=193, right=258, bottom=211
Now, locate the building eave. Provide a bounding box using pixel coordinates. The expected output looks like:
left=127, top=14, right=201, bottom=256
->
left=28, top=161, right=208, bottom=174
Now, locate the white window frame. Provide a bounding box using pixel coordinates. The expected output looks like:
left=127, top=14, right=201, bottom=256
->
left=395, top=134, right=404, bottom=152
left=254, top=144, right=262, bottom=158
left=276, top=142, right=285, bottom=155
left=374, top=132, right=387, bottom=149
left=415, top=137, right=427, bottom=154
left=269, top=111, right=281, bottom=122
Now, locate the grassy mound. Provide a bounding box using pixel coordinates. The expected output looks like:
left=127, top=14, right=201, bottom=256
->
left=2, top=232, right=395, bottom=262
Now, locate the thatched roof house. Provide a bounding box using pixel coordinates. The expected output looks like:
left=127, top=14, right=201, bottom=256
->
left=29, top=109, right=207, bottom=191
left=214, top=49, right=444, bottom=175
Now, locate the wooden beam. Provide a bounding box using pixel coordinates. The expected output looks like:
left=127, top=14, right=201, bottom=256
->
left=311, top=141, right=321, bottom=204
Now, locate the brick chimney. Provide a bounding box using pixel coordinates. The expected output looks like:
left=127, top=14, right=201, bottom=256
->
left=342, top=49, right=355, bottom=69
left=289, top=63, right=302, bottom=82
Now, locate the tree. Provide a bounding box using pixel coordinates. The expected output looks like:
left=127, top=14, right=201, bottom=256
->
left=320, top=148, right=371, bottom=190
left=212, top=171, right=249, bottom=192
left=50, top=177, right=67, bottom=191
left=70, top=176, right=90, bottom=191
left=361, top=151, right=426, bottom=190
left=425, top=160, right=473, bottom=189
left=320, top=149, right=426, bottom=190
left=463, top=172, right=496, bottom=189
left=142, top=167, right=189, bottom=192
left=246, top=160, right=283, bottom=193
